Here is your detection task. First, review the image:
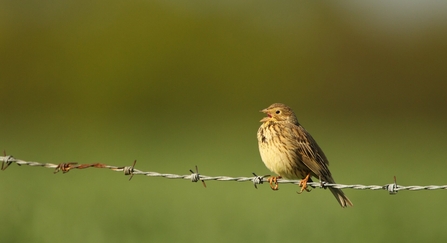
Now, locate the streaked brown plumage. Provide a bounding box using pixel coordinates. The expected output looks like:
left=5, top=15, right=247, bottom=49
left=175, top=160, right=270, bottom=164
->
left=257, top=103, right=353, bottom=208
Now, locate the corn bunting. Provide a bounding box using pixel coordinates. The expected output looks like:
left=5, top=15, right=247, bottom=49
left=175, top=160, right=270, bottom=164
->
left=257, top=103, right=353, bottom=207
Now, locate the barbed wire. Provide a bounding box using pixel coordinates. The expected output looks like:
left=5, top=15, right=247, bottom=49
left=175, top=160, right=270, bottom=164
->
left=2, top=154, right=447, bottom=194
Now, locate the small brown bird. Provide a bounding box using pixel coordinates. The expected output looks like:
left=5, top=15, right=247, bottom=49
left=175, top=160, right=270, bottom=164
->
left=257, top=103, right=353, bottom=207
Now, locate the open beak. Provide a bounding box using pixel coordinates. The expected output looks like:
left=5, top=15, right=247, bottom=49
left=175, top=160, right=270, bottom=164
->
left=260, top=108, right=271, bottom=122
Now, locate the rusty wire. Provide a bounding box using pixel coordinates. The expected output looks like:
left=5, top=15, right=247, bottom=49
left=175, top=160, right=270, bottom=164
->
left=2, top=154, right=447, bottom=194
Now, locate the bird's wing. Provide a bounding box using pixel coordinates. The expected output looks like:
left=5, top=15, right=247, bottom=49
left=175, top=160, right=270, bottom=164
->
left=288, top=123, right=332, bottom=179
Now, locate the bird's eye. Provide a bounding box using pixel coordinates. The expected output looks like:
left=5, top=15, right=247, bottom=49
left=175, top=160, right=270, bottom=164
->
left=275, top=110, right=280, bottom=114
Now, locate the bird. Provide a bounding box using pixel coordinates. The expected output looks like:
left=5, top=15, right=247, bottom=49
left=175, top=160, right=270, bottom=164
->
left=257, top=103, right=353, bottom=207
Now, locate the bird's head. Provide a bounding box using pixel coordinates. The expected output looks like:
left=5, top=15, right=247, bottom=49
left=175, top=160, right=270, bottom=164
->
left=260, top=103, right=299, bottom=124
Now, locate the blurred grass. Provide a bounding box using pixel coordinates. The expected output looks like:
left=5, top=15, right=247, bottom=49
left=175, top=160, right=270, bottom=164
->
left=1, top=1, right=447, bottom=243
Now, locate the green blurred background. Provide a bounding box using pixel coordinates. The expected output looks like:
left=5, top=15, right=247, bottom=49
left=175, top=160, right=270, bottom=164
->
left=1, top=1, right=447, bottom=242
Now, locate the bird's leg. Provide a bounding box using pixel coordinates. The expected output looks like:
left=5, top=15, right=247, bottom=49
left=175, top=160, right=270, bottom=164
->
left=267, top=176, right=281, bottom=190
left=298, top=173, right=311, bottom=193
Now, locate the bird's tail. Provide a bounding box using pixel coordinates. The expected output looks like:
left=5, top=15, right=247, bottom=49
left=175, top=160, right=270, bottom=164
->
left=329, top=187, right=353, bottom=208
left=324, top=176, right=353, bottom=207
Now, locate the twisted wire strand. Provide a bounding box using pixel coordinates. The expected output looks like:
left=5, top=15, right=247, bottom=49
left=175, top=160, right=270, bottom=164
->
left=2, top=155, right=446, bottom=194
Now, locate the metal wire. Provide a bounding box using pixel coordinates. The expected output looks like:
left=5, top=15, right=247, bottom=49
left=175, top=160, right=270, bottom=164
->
left=2, top=155, right=446, bottom=194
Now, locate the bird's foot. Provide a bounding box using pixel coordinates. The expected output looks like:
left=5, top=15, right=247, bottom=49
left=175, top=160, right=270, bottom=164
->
left=267, top=176, right=281, bottom=190
left=298, top=173, right=312, bottom=194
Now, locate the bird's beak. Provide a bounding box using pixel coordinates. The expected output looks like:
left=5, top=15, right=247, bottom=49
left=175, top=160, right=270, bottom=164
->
left=260, top=108, right=271, bottom=122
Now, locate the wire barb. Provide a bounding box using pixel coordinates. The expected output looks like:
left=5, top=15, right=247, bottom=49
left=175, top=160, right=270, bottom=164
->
left=251, top=173, right=267, bottom=189
left=385, top=176, right=399, bottom=195
left=54, top=163, right=78, bottom=174
left=1, top=151, right=15, bottom=171
left=122, top=160, right=137, bottom=181
left=190, top=165, right=206, bottom=188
